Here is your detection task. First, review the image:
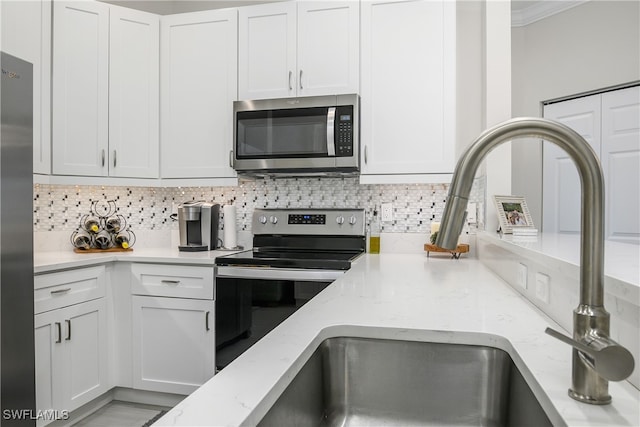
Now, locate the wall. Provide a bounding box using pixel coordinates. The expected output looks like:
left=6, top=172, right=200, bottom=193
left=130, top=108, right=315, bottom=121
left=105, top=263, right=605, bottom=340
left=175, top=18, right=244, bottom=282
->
left=511, top=0, right=640, bottom=228
left=34, top=177, right=485, bottom=251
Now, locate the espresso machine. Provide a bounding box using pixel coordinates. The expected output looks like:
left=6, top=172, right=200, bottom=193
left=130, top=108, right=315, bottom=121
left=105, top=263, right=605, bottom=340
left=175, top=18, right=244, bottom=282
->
left=178, top=202, right=221, bottom=251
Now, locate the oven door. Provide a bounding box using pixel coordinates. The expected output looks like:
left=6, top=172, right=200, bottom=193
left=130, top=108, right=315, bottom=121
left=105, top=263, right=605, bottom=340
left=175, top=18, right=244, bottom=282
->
left=215, top=266, right=344, bottom=369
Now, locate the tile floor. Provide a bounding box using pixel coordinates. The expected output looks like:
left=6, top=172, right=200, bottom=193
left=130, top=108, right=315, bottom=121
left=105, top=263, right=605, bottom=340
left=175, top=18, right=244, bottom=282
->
left=71, top=401, right=169, bottom=427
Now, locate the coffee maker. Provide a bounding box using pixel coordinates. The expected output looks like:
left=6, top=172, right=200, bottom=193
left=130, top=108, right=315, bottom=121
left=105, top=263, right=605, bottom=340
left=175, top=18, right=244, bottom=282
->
left=178, top=202, right=221, bottom=251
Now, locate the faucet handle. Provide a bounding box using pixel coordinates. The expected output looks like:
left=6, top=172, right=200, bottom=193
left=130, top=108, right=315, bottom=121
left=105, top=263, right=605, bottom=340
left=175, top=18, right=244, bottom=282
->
left=545, top=327, right=635, bottom=381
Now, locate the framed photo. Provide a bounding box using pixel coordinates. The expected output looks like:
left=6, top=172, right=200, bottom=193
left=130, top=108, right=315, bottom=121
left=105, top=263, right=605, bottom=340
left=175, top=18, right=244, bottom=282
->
left=493, top=195, right=534, bottom=233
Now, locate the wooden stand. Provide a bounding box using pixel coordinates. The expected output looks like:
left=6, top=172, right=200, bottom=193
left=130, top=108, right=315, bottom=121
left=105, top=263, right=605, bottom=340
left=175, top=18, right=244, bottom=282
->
left=73, top=247, right=133, bottom=254
left=424, top=243, right=469, bottom=259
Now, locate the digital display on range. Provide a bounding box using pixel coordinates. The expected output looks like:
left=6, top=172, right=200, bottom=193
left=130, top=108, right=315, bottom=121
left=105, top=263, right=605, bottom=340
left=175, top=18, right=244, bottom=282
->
left=288, top=214, right=326, bottom=225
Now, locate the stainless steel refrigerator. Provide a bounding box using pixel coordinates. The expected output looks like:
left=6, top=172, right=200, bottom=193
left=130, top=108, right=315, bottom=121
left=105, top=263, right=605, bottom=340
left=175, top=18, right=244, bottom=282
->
left=1, top=51, right=36, bottom=425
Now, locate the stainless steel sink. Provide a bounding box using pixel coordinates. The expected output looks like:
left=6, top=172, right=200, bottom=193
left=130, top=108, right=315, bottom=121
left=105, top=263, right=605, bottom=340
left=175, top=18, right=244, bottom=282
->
left=258, top=337, right=563, bottom=426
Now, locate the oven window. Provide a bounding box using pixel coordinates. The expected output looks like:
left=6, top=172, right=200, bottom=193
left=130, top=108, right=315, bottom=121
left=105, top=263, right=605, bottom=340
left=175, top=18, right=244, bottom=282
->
left=236, top=107, right=329, bottom=158
left=215, top=278, right=331, bottom=370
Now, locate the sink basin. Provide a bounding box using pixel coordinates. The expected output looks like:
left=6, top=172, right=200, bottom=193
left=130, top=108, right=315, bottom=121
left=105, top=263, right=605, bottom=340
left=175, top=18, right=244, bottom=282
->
left=258, top=337, right=561, bottom=426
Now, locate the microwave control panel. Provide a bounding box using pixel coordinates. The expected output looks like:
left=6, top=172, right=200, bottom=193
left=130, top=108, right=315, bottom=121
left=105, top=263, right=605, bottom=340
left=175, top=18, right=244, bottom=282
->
left=335, top=106, right=354, bottom=157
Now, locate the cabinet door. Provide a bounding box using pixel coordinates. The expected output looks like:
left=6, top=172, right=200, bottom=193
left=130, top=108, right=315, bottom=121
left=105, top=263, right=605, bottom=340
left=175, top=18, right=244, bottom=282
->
left=34, top=299, right=108, bottom=423
left=1, top=0, right=52, bottom=174
left=601, top=86, right=640, bottom=244
left=34, top=311, right=65, bottom=427
left=543, top=95, right=601, bottom=234
left=52, top=1, right=109, bottom=176
left=238, top=2, right=296, bottom=100
left=64, top=298, right=109, bottom=410
left=109, top=6, right=160, bottom=178
left=132, top=296, right=215, bottom=395
left=160, top=9, right=238, bottom=179
left=360, top=0, right=456, bottom=180
left=297, top=1, right=359, bottom=97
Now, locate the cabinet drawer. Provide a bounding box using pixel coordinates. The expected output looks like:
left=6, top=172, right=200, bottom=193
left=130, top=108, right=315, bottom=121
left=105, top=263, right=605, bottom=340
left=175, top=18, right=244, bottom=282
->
left=34, top=265, right=107, bottom=314
left=131, top=264, right=214, bottom=300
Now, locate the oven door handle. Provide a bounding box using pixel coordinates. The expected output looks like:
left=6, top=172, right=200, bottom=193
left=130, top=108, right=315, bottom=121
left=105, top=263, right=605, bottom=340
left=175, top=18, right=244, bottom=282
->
left=216, top=266, right=344, bottom=282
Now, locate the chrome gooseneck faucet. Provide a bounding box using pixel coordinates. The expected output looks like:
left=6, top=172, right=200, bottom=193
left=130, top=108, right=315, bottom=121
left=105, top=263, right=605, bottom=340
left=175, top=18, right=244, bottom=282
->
left=436, top=117, right=635, bottom=404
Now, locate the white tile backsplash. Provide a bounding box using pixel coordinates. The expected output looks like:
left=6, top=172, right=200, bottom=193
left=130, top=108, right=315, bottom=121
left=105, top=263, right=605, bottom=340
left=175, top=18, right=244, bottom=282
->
left=33, top=176, right=486, bottom=251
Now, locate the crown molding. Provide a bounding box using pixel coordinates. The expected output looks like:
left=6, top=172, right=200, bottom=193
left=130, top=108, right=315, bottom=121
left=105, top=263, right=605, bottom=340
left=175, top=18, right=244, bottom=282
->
left=512, top=0, right=590, bottom=27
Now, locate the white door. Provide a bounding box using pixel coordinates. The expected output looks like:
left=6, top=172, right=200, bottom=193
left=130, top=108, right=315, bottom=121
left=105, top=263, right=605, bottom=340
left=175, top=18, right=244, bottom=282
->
left=52, top=1, right=109, bottom=176
left=543, top=95, right=601, bottom=234
left=64, top=298, right=109, bottom=410
left=360, top=0, right=455, bottom=179
left=238, top=2, right=296, bottom=100
left=601, top=86, right=640, bottom=244
left=297, top=1, right=359, bottom=96
left=109, top=6, right=160, bottom=178
left=1, top=0, right=52, bottom=174
left=132, top=296, right=215, bottom=395
left=160, top=9, right=238, bottom=179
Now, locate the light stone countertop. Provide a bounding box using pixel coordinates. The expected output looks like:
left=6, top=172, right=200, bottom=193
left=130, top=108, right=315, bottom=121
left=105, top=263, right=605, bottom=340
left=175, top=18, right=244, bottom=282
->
left=142, top=253, right=639, bottom=427
left=33, top=247, right=238, bottom=274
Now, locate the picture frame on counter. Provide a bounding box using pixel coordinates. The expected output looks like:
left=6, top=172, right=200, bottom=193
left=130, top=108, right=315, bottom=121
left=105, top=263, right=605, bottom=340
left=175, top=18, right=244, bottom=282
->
left=493, top=195, right=535, bottom=234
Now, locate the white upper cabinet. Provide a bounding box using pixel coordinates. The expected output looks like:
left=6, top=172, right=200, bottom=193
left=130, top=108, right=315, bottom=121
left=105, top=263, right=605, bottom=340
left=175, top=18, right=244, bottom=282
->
left=238, top=1, right=359, bottom=100
left=109, top=6, right=160, bottom=178
left=52, top=1, right=110, bottom=177
left=160, top=9, right=238, bottom=179
left=52, top=1, right=160, bottom=178
left=359, top=0, right=456, bottom=183
left=543, top=85, right=639, bottom=244
left=1, top=0, right=52, bottom=174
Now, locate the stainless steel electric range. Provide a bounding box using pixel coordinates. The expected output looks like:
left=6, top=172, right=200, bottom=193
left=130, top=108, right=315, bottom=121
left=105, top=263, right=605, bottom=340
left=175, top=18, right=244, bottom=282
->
left=214, top=208, right=365, bottom=369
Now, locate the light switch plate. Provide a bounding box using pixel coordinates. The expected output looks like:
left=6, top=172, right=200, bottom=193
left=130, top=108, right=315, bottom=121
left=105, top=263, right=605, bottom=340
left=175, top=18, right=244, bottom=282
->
left=381, top=203, right=393, bottom=222
left=535, top=272, right=550, bottom=304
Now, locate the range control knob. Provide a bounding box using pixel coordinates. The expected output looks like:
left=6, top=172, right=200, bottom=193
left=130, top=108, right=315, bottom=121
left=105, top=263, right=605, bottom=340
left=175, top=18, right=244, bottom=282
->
left=269, top=215, right=278, bottom=224
left=349, top=215, right=358, bottom=225
left=336, top=215, right=345, bottom=225
left=258, top=215, right=268, bottom=225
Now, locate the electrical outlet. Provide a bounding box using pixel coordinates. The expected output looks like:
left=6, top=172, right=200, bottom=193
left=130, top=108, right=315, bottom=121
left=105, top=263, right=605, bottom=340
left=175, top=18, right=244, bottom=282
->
left=535, top=272, right=550, bottom=304
left=517, top=263, right=528, bottom=290
left=381, top=203, right=393, bottom=222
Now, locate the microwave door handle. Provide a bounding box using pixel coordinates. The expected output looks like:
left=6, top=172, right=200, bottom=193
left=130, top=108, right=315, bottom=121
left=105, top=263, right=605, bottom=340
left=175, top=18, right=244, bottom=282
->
left=326, top=107, right=336, bottom=157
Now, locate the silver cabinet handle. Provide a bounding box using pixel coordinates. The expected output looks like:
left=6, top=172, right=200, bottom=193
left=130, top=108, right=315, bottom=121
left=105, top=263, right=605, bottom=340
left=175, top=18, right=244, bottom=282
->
left=113, top=150, right=117, bottom=168
left=229, top=150, right=234, bottom=168
left=288, top=70, right=293, bottom=91
left=161, top=279, right=180, bottom=285
left=65, top=319, right=71, bottom=341
left=55, top=322, right=62, bottom=343
left=299, top=69, right=303, bottom=90
left=364, top=146, right=368, bottom=164
left=326, top=107, right=336, bottom=157
left=205, top=311, right=210, bottom=331
left=101, top=149, right=106, bottom=167
left=50, top=288, right=71, bottom=295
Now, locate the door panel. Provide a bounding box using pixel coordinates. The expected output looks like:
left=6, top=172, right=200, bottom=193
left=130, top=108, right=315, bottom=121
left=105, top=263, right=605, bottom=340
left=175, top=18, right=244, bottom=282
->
left=602, top=86, right=640, bottom=243
left=543, top=94, right=601, bottom=233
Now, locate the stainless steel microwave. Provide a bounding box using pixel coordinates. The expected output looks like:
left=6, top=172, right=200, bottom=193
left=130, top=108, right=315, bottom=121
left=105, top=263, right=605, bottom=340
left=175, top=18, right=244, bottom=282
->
left=232, top=94, right=359, bottom=176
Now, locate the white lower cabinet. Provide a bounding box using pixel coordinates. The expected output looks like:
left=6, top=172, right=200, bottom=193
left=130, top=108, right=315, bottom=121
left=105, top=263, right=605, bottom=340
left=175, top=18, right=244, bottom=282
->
left=132, top=296, right=215, bottom=395
left=35, top=298, right=108, bottom=426
left=34, top=266, right=108, bottom=426
left=130, top=263, right=216, bottom=395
